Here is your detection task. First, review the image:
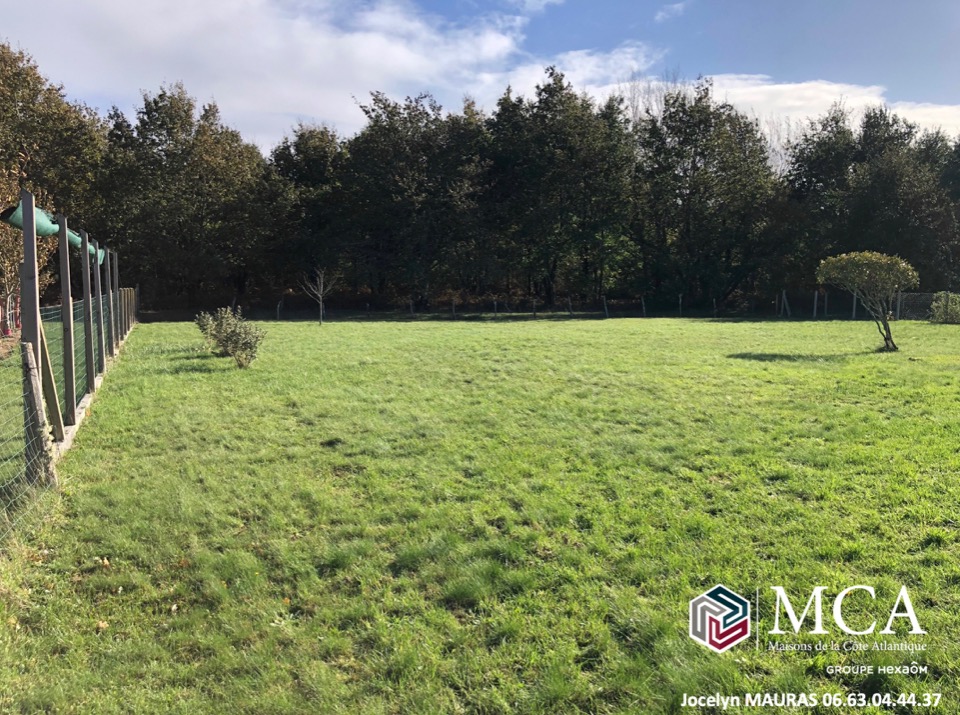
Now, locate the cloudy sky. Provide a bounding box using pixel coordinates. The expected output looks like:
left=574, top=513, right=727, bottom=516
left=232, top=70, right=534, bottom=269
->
left=4, top=0, right=959, bottom=150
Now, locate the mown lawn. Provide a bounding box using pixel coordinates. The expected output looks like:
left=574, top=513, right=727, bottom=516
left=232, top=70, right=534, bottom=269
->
left=1, top=318, right=959, bottom=714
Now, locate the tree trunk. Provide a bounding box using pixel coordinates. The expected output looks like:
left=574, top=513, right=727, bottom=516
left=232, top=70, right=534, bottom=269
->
left=880, top=316, right=897, bottom=351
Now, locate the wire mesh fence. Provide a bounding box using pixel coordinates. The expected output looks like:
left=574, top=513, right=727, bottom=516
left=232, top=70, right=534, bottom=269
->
left=0, top=345, right=28, bottom=539
left=899, top=293, right=937, bottom=321
left=39, top=306, right=66, bottom=417
left=73, top=300, right=87, bottom=404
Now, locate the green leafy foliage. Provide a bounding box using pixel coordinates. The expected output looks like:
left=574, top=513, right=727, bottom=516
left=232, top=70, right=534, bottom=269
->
left=195, top=307, right=265, bottom=367
left=6, top=38, right=960, bottom=312
left=930, top=291, right=960, bottom=324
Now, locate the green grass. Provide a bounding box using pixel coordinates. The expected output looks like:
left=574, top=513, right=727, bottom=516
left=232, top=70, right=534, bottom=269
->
left=1, top=318, right=959, bottom=713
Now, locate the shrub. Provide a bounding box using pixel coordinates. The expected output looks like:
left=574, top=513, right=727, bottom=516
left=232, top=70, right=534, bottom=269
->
left=930, top=292, right=960, bottom=324
left=195, top=308, right=265, bottom=367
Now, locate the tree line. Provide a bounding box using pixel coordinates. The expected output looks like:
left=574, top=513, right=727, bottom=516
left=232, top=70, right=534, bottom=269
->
left=2, top=43, right=959, bottom=312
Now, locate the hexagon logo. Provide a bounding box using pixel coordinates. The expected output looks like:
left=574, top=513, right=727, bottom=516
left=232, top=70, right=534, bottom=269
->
left=689, top=584, right=751, bottom=653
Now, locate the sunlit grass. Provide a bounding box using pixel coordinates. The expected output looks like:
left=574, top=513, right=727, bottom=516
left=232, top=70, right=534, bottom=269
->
left=1, top=318, right=958, bottom=713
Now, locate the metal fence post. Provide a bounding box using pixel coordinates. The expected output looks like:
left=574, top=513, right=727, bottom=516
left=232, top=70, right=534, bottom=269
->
left=58, top=216, right=77, bottom=426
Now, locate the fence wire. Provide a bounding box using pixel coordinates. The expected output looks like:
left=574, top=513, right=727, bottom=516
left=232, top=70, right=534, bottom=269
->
left=898, top=293, right=936, bottom=321
left=73, top=300, right=88, bottom=404
left=39, top=306, right=66, bottom=417
left=0, top=345, right=37, bottom=541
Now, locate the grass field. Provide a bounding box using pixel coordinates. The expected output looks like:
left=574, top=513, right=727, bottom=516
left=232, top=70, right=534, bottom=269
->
left=1, top=318, right=959, bottom=714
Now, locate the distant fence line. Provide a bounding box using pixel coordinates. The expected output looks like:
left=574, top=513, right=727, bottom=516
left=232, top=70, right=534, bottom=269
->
left=776, top=290, right=945, bottom=321
left=266, top=290, right=951, bottom=322
left=0, top=189, right=137, bottom=542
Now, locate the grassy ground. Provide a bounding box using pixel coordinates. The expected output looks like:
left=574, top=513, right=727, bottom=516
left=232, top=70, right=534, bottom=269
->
left=1, top=318, right=959, bottom=714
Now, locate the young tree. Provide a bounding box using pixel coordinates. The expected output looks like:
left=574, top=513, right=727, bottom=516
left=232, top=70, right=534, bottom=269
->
left=300, top=267, right=339, bottom=324
left=816, top=251, right=918, bottom=351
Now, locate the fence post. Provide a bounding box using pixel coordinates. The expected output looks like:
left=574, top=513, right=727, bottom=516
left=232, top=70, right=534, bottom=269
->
left=19, top=189, right=41, bottom=369
left=604, top=295, right=610, bottom=319
left=677, top=294, right=681, bottom=318
left=641, top=296, right=646, bottom=318
left=58, top=216, right=77, bottom=426
left=852, top=295, right=857, bottom=320
left=813, top=290, right=818, bottom=318
left=824, top=291, right=828, bottom=316
left=103, top=249, right=115, bottom=356
left=80, top=231, right=96, bottom=394
left=92, top=240, right=106, bottom=371
left=123, top=288, right=130, bottom=337
left=21, top=342, right=57, bottom=487
left=111, top=251, right=120, bottom=347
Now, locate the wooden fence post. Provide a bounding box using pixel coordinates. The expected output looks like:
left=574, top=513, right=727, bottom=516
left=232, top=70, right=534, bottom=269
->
left=103, top=249, right=115, bottom=356
left=21, top=342, right=57, bottom=487
left=80, top=231, right=96, bottom=394
left=813, top=290, right=818, bottom=318
left=37, top=322, right=65, bottom=443
left=92, top=240, right=106, bottom=372
left=19, top=190, right=41, bottom=369
left=58, top=216, right=77, bottom=426
left=110, top=251, right=120, bottom=347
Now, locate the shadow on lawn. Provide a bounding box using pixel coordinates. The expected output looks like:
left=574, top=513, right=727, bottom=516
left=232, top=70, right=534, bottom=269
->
left=727, top=352, right=851, bottom=363
left=160, top=352, right=232, bottom=374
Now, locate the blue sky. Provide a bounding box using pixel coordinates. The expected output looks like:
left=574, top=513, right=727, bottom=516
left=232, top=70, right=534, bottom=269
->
left=3, top=0, right=959, bottom=149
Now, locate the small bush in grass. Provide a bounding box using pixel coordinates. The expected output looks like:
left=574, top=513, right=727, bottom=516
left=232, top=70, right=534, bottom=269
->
left=930, top=292, right=960, bottom=324
left=195, top=308, right=265, bottom=367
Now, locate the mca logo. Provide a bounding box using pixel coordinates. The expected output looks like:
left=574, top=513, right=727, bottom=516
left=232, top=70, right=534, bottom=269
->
left=689, top=585, right=751, bottom=653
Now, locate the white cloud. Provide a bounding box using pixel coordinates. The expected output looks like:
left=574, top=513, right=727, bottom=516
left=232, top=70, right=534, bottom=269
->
left=709, top=74, right=960, bottom=138
left=2, top=1, right=959, bottom=154
left=1, top=0, right=535, bottom=147
left=654, top=2, right=687, bottom=23
left=506, top=0, right=564, bottom=13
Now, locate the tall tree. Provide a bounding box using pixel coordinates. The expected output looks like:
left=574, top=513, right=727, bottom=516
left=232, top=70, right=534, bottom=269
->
left=633, top=80, right=777, bottom=306
left=92, top=84, right=269, bottom=307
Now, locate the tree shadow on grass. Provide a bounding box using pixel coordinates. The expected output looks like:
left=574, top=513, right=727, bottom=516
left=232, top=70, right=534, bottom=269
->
left=727, top=352, right=852, bottom=363
left=155, top=353, right=232, bottom=374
